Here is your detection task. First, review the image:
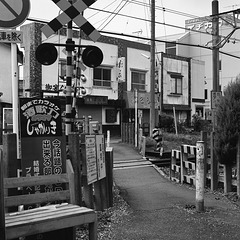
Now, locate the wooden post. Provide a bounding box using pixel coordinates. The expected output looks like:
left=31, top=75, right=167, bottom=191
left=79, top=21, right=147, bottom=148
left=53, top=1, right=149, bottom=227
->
left=0, top=150, right=6, bottom=240
left=3, top=134, right=18, bottom=178
left=94, top=181, right=102, bottom=211
left=210, top=131, right=218, bottom=190
left=180, top=146, right=187, bottom=184
left=106, top=147, right=113, bottom=207
left=237, top=137, right=240, bottom=196
left=122, top=123, right=125, bottom=143
left=80, top=134, right=94, bottom=209
left=94, top=178, right=108, bottom=211
left=224, top=164, right=232, bottom=194
left=196, top=141, right=205, bottom=212
left=68, top=133, right=82, bottom=206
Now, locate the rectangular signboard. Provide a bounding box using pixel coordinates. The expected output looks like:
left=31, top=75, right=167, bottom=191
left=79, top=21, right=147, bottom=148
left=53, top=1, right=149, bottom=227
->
left=211, top=91, right=222, bottom=109
left=0, top=30, right=23, bottom=43
left=85, top=135, right=98, bottom=185
left=96, top=135, right=106, bottom=180
left=20, top=98, right=68, bottom=240
left=19, top=98, right=62, bottom=137
left=21, top=136, right=66, bottom=180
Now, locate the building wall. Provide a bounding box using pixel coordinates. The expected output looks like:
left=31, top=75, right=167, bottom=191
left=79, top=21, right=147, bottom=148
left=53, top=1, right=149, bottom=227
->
left=161, top=54, right=190, bottom=106
left=42, top=35, right=119, bottom=100
left=191, top=59, right=205, bottom=117
left=127, top=48, right=150, bottom=92
left=0, top=44, right=12, bottom=103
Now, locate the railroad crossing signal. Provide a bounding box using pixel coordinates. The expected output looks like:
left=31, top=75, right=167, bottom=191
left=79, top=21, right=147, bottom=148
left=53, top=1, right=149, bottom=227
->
left=35, top=43, right=103, bottom=68
left=42, top=0, right=101, bottom=41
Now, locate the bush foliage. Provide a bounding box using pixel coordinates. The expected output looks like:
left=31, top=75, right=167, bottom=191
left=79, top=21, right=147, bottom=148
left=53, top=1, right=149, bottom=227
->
left=215, top=79, right=240, bottom=165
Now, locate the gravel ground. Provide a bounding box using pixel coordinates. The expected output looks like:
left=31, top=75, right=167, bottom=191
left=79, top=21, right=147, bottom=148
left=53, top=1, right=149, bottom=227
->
left=76, top=185, right=132, bottom=240
left=76, top=174, right=240, bottom=240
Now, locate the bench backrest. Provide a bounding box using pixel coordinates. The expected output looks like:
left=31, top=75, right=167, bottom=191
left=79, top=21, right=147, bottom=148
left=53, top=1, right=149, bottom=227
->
left=0, top=150, right=76, bottom=209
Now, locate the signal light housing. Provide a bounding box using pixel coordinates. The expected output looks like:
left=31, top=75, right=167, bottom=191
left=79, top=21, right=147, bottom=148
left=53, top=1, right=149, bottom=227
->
left=82, top=46, right=103, bottom=68
left=35, top=43, right=58, bottom=65
left=35, top=43, right=103, bottom=68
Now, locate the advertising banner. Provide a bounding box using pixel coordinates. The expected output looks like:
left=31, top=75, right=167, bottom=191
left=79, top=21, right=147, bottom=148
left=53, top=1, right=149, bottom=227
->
left=19, top=98, right=67, bottom=240
left=19, top=98, right=62, bottom=138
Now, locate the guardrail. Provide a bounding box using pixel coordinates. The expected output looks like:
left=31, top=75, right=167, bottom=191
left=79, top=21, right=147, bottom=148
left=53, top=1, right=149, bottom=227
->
left=170, top=143, right=239, bottom=194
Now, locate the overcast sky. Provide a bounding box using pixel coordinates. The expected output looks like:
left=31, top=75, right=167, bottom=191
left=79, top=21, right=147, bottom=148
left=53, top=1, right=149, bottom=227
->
left=28, top=0, right=239, bottom=37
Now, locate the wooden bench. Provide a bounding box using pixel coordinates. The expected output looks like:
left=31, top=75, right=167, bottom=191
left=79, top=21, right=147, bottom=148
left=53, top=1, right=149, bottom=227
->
left=0, top=150, right=97, bottom=240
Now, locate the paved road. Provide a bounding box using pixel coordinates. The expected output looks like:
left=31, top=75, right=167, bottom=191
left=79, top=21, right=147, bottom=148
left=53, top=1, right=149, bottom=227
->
left=111, top=141, right=240, bottom=240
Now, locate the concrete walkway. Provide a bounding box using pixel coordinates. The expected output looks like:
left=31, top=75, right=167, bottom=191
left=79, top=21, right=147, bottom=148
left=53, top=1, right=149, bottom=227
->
left=111, top=141, right=240, bottom=240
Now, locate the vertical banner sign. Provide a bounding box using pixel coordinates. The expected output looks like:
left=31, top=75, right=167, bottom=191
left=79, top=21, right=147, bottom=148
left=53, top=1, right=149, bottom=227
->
left=117, top=57, right=125, bottom=82
left=96, top=135, right=106, bottom=180
left=19, top=98, right=67, bottom=240
left=85, top=135, right=98, bottom=184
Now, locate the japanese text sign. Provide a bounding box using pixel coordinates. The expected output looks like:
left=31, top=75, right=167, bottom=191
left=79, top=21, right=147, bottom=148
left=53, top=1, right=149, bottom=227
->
left=0, top=30, right=22, bottom=43
left=19, top=98, right=62, bottom=137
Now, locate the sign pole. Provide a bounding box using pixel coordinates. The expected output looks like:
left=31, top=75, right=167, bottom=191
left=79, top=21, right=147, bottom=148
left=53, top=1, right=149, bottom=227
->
left=11, top=42, right=20, bottom=158
left=134, top=89, right=138, bottom=148
left=150, top=0, right=155, bottom=135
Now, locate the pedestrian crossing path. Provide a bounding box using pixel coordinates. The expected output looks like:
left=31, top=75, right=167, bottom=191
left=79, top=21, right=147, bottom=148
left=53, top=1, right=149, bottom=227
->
left=113, top=158, right=153, bottom=170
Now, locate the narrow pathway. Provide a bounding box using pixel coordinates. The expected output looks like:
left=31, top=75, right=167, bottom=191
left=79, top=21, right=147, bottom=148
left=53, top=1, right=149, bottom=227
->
left=111, top=141, right=240, bottom=240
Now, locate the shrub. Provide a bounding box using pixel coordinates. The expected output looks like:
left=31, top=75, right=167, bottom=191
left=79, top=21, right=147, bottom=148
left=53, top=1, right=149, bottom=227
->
left=191, top=114, right=212, bottom=132
left=158, top=114, right=174, bottom=132
left=215, top=79, right=240, bottom=165
left=192, top=114, right=202, bottom=132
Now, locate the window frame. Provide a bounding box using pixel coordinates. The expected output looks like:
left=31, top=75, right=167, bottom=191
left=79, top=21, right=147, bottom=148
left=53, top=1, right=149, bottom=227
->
left=93, top=66, right=112, bottom=88
left=131, top=69, right=147, bottom=92
left=168, top=72, right=183, bottom=95
left=166, top=41, right=176, bottom=55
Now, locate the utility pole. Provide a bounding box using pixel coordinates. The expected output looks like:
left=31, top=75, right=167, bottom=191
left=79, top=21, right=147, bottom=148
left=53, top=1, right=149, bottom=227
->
left=211, top=0, right=220, bottom=190
left=212, top=0, right=220, bottom=101
left=150, top=0, right=156, bottom=135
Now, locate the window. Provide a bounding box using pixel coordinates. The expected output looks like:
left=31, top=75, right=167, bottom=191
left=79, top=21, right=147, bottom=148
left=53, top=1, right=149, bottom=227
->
left=93, top=67, right=111, bottom=87
left=166, top=42, right=176, bottom=55
left=131, top=70, right=146, bottom=91
left=169, top=72, right=183, bottom=95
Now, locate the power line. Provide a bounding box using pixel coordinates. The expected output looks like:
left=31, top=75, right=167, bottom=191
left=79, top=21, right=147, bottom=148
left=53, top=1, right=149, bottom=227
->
left=88, top=6, right=240, bottom=43
left=127, top=0, right=199, bottom=19
left=98, top=0, right=130, bottom=31
left=25, top=17, right=240, bottom=60
left=99, top=29, right=240, bottom=60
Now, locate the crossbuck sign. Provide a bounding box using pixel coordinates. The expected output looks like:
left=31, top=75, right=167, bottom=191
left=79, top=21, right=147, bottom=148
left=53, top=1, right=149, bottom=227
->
left=42, top=0, right=101, bottom=41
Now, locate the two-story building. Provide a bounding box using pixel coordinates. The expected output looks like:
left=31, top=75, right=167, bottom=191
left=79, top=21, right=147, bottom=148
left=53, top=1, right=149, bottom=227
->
left=156, top=14, right=240, bottom=120
left=20, top=22, right=153, bottom=137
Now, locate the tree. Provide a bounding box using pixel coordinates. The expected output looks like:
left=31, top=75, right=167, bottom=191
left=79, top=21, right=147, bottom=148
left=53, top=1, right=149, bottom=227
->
left=215, top=78, right=240, bottom=165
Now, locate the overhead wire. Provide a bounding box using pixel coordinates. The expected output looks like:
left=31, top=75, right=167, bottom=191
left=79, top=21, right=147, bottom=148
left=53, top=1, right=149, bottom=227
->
left=25, top=16, right=240, bottom=60
left=88, top=6, right=240, bottom=43
left=96, top=1, right=126, bottom=29
left=127, top=0, right=199, bottom=19
left=98, top=0, right=130, bottom=31
left=87, top=1, right=117, bottom=20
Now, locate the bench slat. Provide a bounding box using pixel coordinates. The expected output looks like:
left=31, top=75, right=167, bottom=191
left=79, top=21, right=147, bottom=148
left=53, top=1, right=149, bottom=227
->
left=4, top=174, right=69, bottom=188
left=6, top=205, right=97, bottom=239
left=5, top=190, right=70, bottom=207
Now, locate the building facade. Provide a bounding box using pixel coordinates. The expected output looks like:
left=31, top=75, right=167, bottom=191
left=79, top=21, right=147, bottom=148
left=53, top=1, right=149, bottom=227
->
left=156, top=14, right=240, bottom=120
left=20, top=22, right=153, bottom=137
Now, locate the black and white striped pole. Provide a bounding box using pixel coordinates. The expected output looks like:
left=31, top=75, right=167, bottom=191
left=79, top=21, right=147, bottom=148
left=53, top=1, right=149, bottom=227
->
left=38, top=0, right=102, bottom=136
left=65, top=0, right=75, bottom=136
left=152, top=128, right=163, bottom=156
